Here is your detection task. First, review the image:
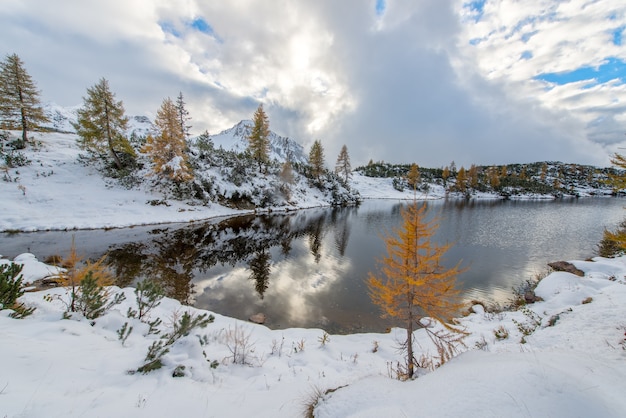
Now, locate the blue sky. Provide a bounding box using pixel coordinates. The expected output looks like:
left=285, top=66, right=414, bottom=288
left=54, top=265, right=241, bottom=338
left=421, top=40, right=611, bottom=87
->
left=0, top=0, right=624, bottom=167
left=535, top=58, right=626, bottom=87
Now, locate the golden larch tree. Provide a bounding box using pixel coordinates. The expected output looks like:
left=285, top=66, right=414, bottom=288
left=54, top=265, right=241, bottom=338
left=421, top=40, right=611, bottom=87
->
left=406, top=163, right=421, bottom=191
left=144, top=97, right=193, bottom=182
left=368, top=202, right=466, bottom=379
left=601, top=153, right=626, bottom=254
left=248, top=104, right=270, bottom=172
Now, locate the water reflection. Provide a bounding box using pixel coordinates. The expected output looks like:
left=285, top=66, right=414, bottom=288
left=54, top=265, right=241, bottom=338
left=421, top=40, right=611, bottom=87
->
left=1, top=198, right=624, bottom=333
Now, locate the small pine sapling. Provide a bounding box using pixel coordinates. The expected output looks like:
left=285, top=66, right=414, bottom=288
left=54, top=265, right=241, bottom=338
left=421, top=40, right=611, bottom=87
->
left=127, top=279, right=164, bottom=320
left=118, top=322, right=133, bottom=346
left=137, top=311, right=214, bottom=373
left=73, top=272, right=125, bottom=320
left=0, top=263, right=35, bottom=318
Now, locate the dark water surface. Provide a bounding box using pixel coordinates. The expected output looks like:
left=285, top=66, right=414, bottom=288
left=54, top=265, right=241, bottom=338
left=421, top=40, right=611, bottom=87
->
left=1, top=198, right=623, bottom=333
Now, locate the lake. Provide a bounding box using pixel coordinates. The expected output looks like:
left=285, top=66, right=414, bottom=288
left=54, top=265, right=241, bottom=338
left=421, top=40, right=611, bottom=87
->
left=1, top=197, right=623, bottom=333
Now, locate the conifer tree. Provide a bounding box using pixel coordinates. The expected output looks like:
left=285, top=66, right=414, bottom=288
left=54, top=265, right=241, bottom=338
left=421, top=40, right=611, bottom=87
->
left=603, top=153, right=626, bottom=253
left=468, top=164, right=479, bottom=189
left=144, top=97, right=193, bottom=182
left=368, top=202, right=465, bottom=379
left=455, top=167, right=467, bottom=192
left=608, top=153, right=626, bottom=192
left=442, top=166, right=450, bottom=188
left=0, top=53, right=49, bottom=148
left=248, top=104, right=270, bottom=172
left=335, top=144, right=352, bottom=183
left=74, top=78, right=134, bottom=170
left=406, top=163, right=420, bottom=191
left=488, top=166, right=500, bottom=189
left=309, top=139, right=325, bottom=181
left=540, top=163, right=548, bottom=181
left=175, top=91, right=192, bottom=138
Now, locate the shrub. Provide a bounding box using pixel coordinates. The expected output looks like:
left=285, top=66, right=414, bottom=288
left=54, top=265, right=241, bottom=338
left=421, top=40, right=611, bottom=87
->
left=494, top=325, right=509, bottom=340
left=0, top=263, right=35, bottom=318
left=598, top=220, right=626, bottom=257
left=137, top=311, right=214, bottom=373
left=72, top=272, right=125, bottom=320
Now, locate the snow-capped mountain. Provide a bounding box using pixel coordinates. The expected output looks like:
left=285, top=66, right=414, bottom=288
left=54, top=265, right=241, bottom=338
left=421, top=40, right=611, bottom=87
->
left=210, top=120, right=308, bottom=165
left=42, top=102, right=79, bottom=133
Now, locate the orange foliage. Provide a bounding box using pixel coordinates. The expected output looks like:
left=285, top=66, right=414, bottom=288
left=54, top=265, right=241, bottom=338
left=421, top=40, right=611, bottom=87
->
left=368, top=202, right=466, bottom=378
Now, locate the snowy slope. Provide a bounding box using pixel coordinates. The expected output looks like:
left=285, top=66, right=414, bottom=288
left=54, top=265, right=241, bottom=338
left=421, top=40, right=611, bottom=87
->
left=1, top=254, right=625, bottom=417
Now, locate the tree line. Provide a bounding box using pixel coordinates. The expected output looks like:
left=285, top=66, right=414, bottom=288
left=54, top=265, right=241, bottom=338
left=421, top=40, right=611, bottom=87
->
left=0, top=53, right=354, bottom=195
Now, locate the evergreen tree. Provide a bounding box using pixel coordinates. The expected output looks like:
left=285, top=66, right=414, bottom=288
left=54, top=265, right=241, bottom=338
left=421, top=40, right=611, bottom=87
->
left=175, top=91, right=192, bottom=138
left=309, top=139, right=325, bottom=181
left=143, top=97, right=193, bottom=182
left=248, top=104, right=270, bottom=172
left=335, top=144, right=352, bottom=183
left=74, top=78, right=134, bottom=170
left=368, top=202, right=465, bottom=379
left=0, top=53, right=49, bottom=148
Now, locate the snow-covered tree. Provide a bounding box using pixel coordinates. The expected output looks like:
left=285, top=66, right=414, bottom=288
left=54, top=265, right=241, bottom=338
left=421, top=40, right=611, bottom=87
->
left=0, top=53, right=49, bottom=148
left=175, top=91, right=192, bottom=138
left=309, top=139, right=325, bottom=181
left=144, top=97, right=193, bottom=182
left=74, top=78, right=134, bottom=170
left=335, top=144, right=351, bottom=183
left=368, top=202, right=465, bottom=379
left=248, top=104, right=270, bottom=172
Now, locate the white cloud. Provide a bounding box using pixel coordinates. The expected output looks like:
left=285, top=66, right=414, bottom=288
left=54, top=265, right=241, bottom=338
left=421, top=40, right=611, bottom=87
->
left=0, top=0, right=624, bottom=167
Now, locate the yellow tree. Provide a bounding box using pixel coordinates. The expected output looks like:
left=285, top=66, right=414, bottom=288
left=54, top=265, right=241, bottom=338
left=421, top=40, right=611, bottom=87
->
left=608, top=153, right=626, bottom=192
left=406, top=163, right=421, bottom=191
left=368, top=202, right=466, bottom=379
left=144, top=97, right=193, bottom=182
left=455, top=167, right=467, bottom=192
left=602, top=153, right=626, bottom=254
left=248, top=104, right=270, bottom=172
left=441, top=166, right=450, bottom=188
left=468, top=164, right=479, bottom=189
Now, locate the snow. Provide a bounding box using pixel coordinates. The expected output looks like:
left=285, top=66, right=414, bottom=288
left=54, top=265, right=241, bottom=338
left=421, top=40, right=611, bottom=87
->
left=2, top=130, right=626, bottom=416
left=1, top=253, right=625, bottom=417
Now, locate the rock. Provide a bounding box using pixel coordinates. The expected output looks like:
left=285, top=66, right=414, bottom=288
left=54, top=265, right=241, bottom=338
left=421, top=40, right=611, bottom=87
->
left=548, top=261, right=584, bottom=277
left=249, top=313, right=266, bottom=324
left=524, top=290, right=537, bottom=304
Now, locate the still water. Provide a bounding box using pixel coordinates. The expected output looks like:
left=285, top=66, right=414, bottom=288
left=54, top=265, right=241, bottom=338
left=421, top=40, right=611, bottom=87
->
left=1, top=198, right=623, bottom=333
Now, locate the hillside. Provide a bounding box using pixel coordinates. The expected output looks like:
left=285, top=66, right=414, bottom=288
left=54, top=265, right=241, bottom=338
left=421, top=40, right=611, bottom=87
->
left=0, top=103, right=621, bottom=232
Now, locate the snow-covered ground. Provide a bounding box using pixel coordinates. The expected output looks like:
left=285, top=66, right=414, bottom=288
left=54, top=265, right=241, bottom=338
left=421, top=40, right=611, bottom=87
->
left=2, top=130, right=626, bottom=416
left=1, top=254, right=625, bottom=417
left=0, top=131, right=349, bottom=232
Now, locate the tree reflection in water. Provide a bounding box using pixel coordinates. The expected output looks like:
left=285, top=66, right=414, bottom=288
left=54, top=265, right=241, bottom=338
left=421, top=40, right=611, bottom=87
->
left=106, top=207, right=357, bottom=307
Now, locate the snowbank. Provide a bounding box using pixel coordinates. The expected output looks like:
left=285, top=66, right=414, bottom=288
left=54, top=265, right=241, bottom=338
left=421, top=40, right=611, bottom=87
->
left=1, top=254, right=625, bottom=417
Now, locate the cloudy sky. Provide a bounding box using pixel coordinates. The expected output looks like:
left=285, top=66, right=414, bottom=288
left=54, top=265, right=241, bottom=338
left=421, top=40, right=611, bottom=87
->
left=1, top=0, right=625, bottom=167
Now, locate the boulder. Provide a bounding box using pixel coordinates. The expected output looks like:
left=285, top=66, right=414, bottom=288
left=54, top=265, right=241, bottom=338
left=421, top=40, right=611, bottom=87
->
left=249, top=313, right=266, bottom=324
left=548, top=261, right=584, bottom=277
